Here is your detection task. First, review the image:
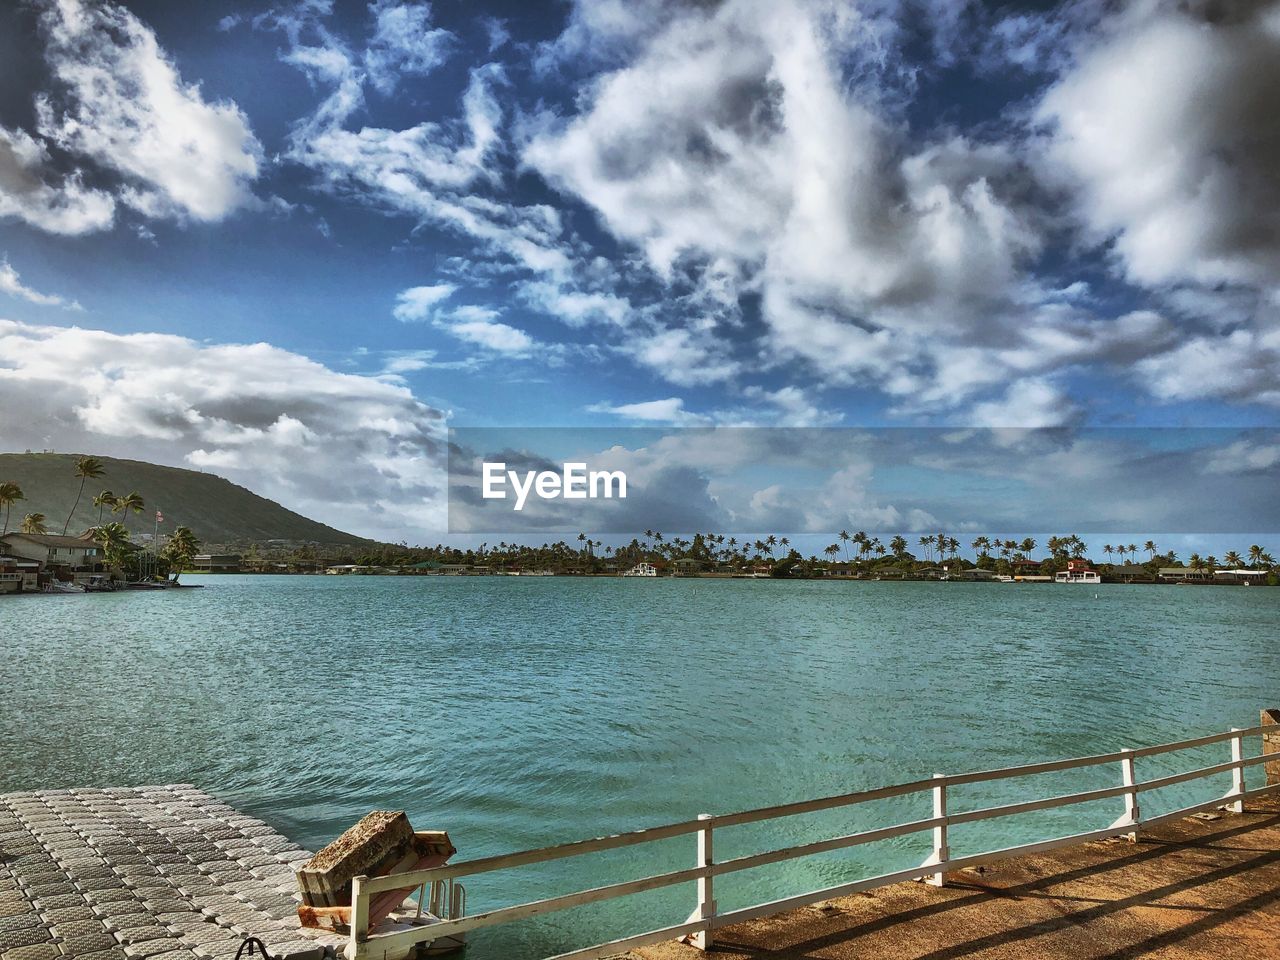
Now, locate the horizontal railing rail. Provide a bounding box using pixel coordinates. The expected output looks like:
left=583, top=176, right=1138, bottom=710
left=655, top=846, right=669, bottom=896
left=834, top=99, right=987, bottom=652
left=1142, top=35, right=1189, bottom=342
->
left=347, top=720, right=1280, bottom=960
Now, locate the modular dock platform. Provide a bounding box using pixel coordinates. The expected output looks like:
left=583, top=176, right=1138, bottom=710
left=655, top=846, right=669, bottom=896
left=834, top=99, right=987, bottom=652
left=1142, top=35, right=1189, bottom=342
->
left=0, top=785, right=347, bottom=960
left=632, top=795, right=1280, bottom=960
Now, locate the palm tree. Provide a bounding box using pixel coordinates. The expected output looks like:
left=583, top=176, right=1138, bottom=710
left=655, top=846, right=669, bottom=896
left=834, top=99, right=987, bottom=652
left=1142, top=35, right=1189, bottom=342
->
left=1143, top=540, right=1157, bottom=560
left=1019, top=537, right=1036, bottom=557
left=839, top=530, right=851, bottom=561
left=0, top=481, right=23, bottom=536
left=19, top=513, right=48, bottom=535
left=1127, top=544, right=1137, bottom=563
left=163, top=526, right=200, bottom=583
left=1224, top=550, right=1242, bottom=569
left=93, top=490, right=117, bottom=526
left=112, top=491, right=145, bottom=532
left=94, top=521, right=134, bottom=574
left=1103, top=544, right=1114, bottom=563
left=63, top=456, right=106, bottom=535
left=1248, top=544, right=1264, bottom=568
left=918, top=534, right=933, bottom=562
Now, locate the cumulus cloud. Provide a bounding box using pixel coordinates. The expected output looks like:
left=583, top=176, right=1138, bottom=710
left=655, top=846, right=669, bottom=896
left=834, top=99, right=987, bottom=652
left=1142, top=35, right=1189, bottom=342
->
left=0, top=125, right=115, bottom=235
left=451, top=425, right=1280, bottom=535
left=36, top=0, right=262, bottom=223
left=0, top=0, right=261, bottom=234
left=0, top=319, right=446, bottom=539
left=1038, top=0, right=1280, bottom=291
left=523, top=0, right=1069, bottom=411
left=1135, top=328, right=1280, bottom=406
left=0, top=261, right=81, bottom=310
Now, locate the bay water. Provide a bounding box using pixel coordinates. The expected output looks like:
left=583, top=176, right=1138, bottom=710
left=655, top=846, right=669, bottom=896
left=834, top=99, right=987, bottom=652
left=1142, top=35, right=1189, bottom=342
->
left=3, top=576, right=1276, bottom=957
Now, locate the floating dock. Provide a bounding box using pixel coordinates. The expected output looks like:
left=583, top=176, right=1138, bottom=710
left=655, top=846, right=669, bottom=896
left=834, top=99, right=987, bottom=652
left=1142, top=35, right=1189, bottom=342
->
left=0, top=785, right=348, bottom=960
left=630, top=794, right=1280, bottom=960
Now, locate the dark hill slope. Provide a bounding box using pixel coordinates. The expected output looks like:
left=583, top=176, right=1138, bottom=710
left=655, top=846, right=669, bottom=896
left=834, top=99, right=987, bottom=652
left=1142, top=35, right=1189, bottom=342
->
left=0, top=453, right=369, bottom=545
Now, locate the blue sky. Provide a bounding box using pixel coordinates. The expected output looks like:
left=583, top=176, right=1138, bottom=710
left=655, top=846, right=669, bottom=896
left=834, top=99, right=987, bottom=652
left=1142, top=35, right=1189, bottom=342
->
left=0, top=0, right=1278, bottom=540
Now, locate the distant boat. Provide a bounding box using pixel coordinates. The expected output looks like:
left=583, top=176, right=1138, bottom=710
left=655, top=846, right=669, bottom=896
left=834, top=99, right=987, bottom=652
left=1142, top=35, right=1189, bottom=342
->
left=43, top=581, right=85, bottom=594
left=1055, top=560, right=1101, bottom=585
left=622, top=562, right=657, bottom=578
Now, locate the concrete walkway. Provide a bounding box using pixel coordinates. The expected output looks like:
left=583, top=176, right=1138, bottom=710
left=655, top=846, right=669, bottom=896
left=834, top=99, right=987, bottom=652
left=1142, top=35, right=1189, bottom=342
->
left=633, top=796, right=1280, bottom=960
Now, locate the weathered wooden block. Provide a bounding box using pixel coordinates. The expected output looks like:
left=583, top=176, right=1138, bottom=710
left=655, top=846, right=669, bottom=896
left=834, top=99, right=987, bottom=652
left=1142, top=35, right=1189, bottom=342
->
left=295, top=814, right=413, bottom=909
left=296, top=821, right=454, bottom=935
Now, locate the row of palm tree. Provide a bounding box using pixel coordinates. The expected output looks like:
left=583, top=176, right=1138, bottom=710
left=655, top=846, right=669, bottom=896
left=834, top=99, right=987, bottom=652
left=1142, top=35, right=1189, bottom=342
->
left=317, top=529, right=1279, bottom=580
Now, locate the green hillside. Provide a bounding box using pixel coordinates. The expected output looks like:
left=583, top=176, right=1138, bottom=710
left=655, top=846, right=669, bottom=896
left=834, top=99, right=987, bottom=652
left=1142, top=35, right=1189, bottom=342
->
left=0, top=453, right=370, bottom=546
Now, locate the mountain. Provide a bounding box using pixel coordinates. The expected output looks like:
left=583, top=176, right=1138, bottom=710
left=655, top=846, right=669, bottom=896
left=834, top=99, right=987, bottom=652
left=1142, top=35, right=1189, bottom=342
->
left=0, top=453, right=370, bottom=546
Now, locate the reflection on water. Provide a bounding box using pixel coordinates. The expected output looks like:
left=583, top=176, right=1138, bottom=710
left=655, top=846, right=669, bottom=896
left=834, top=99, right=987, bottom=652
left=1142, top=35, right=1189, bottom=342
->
left=2, top=577, right=1276, bottom=958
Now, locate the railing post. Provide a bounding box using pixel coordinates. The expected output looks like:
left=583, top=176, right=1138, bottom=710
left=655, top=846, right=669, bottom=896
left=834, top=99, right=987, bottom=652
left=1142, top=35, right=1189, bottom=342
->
left=927, top=774, right=948, bottom=887
left=346, top=875, right=369, bottom=960
left=1119, top=748, right=1140, bottom=841
left=691, top=814, right=715, bottom=951
left=1227, top=727, right=1246, bottom=813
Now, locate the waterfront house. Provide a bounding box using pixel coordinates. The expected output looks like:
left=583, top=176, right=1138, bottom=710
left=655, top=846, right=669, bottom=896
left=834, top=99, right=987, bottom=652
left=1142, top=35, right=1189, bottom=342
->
left=672, top=558, right=705, bottom=575
left=1213, top=568, right=1269, bottom=584
left=1105, top=563, right=1155, bottom=583
left=0, top=555, right=40, bottom=593
left=1157, top=566, right=1212, bottom=583
left=0, top=533, right=103, bottom=581
left=191, top=554, right=242, bottom=573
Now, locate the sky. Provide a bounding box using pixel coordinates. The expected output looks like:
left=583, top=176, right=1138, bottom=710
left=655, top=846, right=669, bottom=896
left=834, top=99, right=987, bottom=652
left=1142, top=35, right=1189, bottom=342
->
left=0, top=0, right=1278, bottom=543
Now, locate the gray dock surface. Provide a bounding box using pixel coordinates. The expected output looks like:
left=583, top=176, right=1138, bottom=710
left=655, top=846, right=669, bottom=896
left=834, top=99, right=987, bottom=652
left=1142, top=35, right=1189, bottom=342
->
left=0, top=786, right=347, bottom=960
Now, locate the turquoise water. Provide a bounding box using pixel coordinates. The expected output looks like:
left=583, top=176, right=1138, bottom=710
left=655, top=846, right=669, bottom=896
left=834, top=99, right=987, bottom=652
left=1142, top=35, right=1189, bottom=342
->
left=2, top=576, right=1277, bottom=957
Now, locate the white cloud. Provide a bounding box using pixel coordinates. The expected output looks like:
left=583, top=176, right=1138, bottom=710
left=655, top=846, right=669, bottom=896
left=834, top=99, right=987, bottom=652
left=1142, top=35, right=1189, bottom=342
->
left=1135, top=328, right=1280, bottom=406
left=0, top=318, right=447, bottom=539
left=271, top=2, right=574, bottom=278
left=587, top=397, right=708, bottom=424
left=968, top=378, right=1076, bottom=428
left=393, top=283, right=457, bottom=322
left=1037, top=1, right=1280, bottom=291
left=33, top=0, right=263, bottom=223
left=1205, top=436, right=1280, bottom=475
left=0, top=261, right=81, bottom=310
left=365, top=0, right=454, bottom=95
left=0, top=125, right=115, bottom=235
left=523, top=0, right=1053, bottom=411
left=390, top=286, right=536, bottom=356
left=445, top=314, right=534, bottom=354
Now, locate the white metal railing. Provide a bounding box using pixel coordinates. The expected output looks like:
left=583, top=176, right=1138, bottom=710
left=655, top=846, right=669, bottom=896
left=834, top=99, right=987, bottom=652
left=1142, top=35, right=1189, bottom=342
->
left=346, top=721, right=1280, bottom=960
